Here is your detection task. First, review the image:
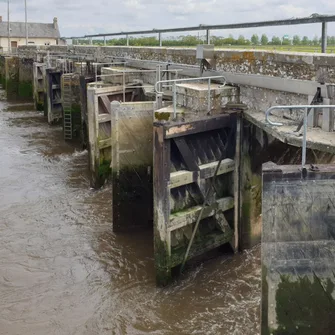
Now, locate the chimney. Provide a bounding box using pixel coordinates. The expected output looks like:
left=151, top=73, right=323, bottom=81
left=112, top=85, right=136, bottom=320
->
left=53, top=17, right=58, bottom=30
left=0, top=16, right=2, bottom=23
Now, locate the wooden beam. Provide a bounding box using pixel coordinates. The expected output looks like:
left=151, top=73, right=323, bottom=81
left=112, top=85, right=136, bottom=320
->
left=153, top=125, right=172, bottom=286
left=99, top=95, right=111, bottom=114
left=170, top=230, right=234, bottom=267
left=173, top=137, right=199, bottom=171
left=98, top=138, right=111, bottom=149
left=162, top=114, right=232, bottom=139
left=98, top=113, right=111, bottom=123
left=168, top=196, right=234, bottom=231
left=169, top=158, right=235, bottom=189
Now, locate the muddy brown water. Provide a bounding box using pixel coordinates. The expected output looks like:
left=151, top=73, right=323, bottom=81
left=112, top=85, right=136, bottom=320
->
left=0, top=89, right=261, bottom=335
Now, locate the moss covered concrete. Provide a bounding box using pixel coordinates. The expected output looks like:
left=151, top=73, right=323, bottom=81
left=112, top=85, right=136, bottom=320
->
left=18, top=81, right=33, bottom=99
left=112, top=165, right=153, bottom=232
left=263, top=273, right=335, bottom=335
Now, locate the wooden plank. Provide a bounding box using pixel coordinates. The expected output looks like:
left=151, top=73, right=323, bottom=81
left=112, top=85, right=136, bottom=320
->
left=170, top=230, right=234, bottom=267
left=98, top=138, right=111, bottom=149
left=153, top=125, right=172, bottom=286
left=173, top=138, right=199, bottom=171
left=168, top=196, right=234, bottom=231
left=169, top=158, right=235, bottom=189
left=98, top=113, right=111, bottom=123
left=99, top=95, right=111, bottom=114
left=234, top=115, right=241, bottom=251
left=162, top=114, right=231, bottom=139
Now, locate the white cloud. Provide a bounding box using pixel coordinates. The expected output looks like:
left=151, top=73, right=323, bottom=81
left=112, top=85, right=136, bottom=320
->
left=0, top=0, right=333, bottom=38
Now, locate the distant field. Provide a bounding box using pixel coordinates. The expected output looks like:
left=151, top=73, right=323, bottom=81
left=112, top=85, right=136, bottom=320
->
left=213, top=45, right=335, bottom=53
left=96, top=43, right=335, bottom=53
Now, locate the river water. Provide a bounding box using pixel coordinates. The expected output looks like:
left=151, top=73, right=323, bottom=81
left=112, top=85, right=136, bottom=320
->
left=0, top=89, right=261, bottom=335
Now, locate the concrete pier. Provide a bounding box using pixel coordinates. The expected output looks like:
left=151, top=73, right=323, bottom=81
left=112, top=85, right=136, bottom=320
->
left=33, top=63, right=46, bottom=111
left=262, top=163, right=335, bottom=334
left=18, top=58, right=34, bottom=99
left=111, top=101, right=154, bottom=232
left=45, top=69, right=62, bottom=124
left=4, top=57, right=19, bottom=100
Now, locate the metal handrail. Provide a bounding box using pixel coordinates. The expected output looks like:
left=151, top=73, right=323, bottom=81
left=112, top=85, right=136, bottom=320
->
left=265, top=105, right=335, bottom=167
left=155, top=75, right=226, bottom=118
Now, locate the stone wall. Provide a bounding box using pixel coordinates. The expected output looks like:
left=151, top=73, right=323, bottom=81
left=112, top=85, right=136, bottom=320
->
left=17, top=45, right=335, bottom=82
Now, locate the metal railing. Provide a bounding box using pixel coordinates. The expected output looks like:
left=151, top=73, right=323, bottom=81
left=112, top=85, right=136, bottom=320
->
left=95, top=67, right=183, bottom=102
left=66, top=14, right=335, bottom=53
left=155, top=76, right=226, bottom=118
left=265, top=105, right=335, bottom=167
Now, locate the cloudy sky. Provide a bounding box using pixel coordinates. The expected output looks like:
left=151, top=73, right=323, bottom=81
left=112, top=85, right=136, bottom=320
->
left=0, top=0, right=335, bottom=39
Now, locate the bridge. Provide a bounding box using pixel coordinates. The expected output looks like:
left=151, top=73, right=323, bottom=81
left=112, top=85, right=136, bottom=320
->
left=0, top=42, right=334, bottom=334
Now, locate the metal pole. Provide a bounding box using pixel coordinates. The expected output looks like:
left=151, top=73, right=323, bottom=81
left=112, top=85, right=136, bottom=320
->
left=126, top=35, right=129, bottom=46
left=123, top=71, right=126, bottom=102
left=159, top=32, right=162, bottom=47
left=173, top=81, right=177, bottom=119
left=25, top=0, right=28, bottom=45
left=104, top=36, right=106, bottom=46
left=206, top=29, right=210, bottom=44
left=302, top=107, right=307, bottom=166
left=7, top=0, right=10, bottom=53
left=207, top=78, right=211, bottom=113
left=321, top=22, right=327, bottom=53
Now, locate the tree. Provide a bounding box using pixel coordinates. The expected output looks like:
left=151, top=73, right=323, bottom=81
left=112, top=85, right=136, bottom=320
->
left=261, top=34, right=269, bottom=45
left=312, top=35, right=319, bottom=46
left=301, top=36, right=310, bottom=45
left=237, top=35, right=246, bottom=45
left=251, top=34, right=259, bottom=45
left=282, top=36, right=291, bottom=45
left=292, top=35, right=301, bottom=45
left=271, top=36, right=281, bottom=45
left=330, top=36, right=335, bottom=46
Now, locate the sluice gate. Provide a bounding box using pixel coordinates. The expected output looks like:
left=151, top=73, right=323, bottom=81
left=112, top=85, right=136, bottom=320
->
left=1, top=45, right=335, bottom=295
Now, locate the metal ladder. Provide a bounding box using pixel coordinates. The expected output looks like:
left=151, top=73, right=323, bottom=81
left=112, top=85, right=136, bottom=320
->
left=62, top=75, right=72, bottom=140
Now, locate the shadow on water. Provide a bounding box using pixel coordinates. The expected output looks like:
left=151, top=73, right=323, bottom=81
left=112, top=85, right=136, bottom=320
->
left=0, top=88, right=261, bottom=335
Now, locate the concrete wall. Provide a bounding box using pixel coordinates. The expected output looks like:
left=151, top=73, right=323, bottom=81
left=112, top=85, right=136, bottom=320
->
left=16, top=45, right=335, bottom=82
left=262, top=163, right=335, bottom=335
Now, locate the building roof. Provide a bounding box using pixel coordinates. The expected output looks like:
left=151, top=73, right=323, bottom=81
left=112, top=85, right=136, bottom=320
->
left=0, top=21, right=60, bottom=39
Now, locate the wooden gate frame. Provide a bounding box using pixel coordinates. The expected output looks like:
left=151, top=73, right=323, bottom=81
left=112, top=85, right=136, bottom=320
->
left=154, top=113, right=240, bottom=285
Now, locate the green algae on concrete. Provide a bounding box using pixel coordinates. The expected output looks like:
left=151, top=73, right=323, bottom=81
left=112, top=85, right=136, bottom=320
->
left=18, top=81, right=33, bottom=99
left=112, top=165, right=153, bottom=232
left=263, top=274, right=335, bottom=335
left=70, top=103, right=82, bottom=139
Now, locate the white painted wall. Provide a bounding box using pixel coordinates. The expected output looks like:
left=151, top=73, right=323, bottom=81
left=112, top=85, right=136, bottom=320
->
left=0, top=37, right=59, bottom=50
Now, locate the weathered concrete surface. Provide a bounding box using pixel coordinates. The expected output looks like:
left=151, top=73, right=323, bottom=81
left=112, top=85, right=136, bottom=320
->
left=111, top=101, right=154, bottom=232
left=61, top=73, right=82, bottom=140
left=33, top=62, right=46, bottom=111
left=155, top=85, right=239, bottom=123
left=262, top=163, right=335, bottom=335
left=18, top=58, right=34, bottom=100
left=17, top=45, right=335, bottom=82
left=245, top=110, right=335, bottom=154
left=239, top=118, right=335, bottom=250
left=5, top=56, right=19, bottom=100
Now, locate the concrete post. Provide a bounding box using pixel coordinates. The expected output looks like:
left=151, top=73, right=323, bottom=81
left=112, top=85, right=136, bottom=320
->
left=89, top=37, right=93, bottom=46
left=126, top=35, right=129, bottom=47
left=159, top=33, right=162, bottom=47
left=307, top=95, right=317, bottom=127
left=321, top=22, right=327, bottom=53
left=104, top=36, right=106, bottom=46
left=206, top=29, right=210, bottom=45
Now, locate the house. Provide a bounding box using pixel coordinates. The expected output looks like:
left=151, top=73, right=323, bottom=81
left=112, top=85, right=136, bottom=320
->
left=0, top=17, right=63, bottom=50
